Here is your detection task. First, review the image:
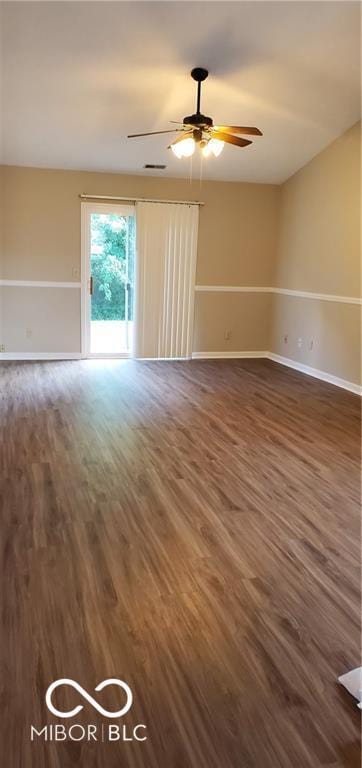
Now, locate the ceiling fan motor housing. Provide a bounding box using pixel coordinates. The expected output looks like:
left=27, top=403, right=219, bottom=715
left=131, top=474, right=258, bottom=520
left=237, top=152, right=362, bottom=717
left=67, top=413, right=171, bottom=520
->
left=191, top=67, right=209, bottom=82
left=183, top=113, right=213, bottom=128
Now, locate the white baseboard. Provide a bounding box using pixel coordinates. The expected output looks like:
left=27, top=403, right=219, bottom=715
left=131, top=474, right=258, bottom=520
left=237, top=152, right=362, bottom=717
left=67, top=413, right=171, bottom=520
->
left=0, top=352, right=82, bottom=361
left=267, top=352, right=361, bottom=395
left=192, top=351, right=269, bottom=359
left=137, top=356, right=191, bottom=361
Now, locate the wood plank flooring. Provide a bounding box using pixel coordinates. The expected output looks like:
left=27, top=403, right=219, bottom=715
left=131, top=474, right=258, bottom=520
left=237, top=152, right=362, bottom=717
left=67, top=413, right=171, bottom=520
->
left=0, top=358, right=360, bottom=768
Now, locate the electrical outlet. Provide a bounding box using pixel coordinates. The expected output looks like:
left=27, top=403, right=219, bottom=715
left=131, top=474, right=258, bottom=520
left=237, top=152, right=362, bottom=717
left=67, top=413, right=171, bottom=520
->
left=0, top=344, right=5, bottom=353
left=297, top=337, right=302, bottom=348
left=72, top=266, right=80, bottom=279
left=26, top=328, right=32, bottom=339
left=283, top=334, right=288, bottom=344
left=224, top=330, right=231, bottom=341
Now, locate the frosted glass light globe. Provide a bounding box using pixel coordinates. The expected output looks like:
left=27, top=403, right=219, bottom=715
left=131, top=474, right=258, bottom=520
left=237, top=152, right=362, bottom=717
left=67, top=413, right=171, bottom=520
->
left=171, top=137, right=195, bottom=158
left=209, top=138, right=224, bottom=157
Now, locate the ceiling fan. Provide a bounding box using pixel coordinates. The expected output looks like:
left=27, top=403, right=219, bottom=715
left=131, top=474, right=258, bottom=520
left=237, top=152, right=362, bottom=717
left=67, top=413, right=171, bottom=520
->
left=127, top=68, right=262, bottom=159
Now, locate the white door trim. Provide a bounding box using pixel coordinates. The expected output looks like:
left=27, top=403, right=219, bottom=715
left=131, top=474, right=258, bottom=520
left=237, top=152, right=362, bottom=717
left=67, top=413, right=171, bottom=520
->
left=80, top=201, right=135, bottom=359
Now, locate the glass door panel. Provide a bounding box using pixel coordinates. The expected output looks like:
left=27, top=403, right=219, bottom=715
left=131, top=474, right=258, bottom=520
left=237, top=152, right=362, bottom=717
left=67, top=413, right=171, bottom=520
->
left=89, top=209, right=135, bottom=355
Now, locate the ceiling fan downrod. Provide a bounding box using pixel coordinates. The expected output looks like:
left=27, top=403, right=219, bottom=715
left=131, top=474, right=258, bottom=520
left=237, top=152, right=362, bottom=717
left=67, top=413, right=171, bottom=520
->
left=184, top=68, right=212, bottom=129
left=191, top=67, right=209, bottom=114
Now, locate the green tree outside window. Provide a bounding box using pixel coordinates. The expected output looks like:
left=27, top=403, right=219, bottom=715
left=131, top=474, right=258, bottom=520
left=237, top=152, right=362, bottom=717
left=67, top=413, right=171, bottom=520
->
left=90, top=214, right=135, bottom=321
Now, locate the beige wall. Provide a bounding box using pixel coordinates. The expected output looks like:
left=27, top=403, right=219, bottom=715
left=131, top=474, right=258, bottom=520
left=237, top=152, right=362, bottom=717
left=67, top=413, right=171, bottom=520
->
left=270, top=295, right=360, bottom=384
left=271, top=122, right=361, bottom=384
left=2, top=286, right=81, bottom=353
left=0, top=166, right=3, bottom=343
left=0, top=166, right=279, bottom=354
left=194, top=292, right=271, bottom=354
left=275, top=122, right=360, bottom=295
left=0, top=165, right=3, bottom=278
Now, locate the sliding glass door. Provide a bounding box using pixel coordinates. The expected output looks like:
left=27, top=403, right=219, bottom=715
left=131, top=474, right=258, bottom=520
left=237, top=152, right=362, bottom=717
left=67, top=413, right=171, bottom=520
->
left=82, top=203, right=135, bottom=357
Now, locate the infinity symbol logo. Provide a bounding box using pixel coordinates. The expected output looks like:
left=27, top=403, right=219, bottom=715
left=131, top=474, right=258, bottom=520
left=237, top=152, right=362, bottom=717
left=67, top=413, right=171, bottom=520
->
left=45, top=679, right=133, bottom=719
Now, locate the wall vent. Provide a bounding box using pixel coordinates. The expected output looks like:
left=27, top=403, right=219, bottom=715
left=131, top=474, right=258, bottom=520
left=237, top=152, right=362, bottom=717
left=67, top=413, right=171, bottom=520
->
left=143, top=164, right=167, bottom=170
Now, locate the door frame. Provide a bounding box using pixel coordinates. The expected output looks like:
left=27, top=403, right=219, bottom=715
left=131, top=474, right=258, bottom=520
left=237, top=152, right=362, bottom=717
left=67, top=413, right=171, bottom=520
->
left=81, top=201, right=135, bottom=358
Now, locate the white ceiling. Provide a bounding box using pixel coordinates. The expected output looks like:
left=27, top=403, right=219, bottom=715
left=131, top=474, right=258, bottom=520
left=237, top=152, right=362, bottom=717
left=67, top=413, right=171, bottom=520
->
left=0, top=1, right=360, bottom=183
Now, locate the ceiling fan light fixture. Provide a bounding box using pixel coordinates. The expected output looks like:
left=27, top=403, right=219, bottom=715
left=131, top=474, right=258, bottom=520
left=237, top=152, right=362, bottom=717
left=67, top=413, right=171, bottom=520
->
left=201, top=141, right=212, bottom=157
left=171, top=137, right=195, bottom=158
left=128, top=69, right=262, bottom=158
left=209, top=138, right=224, bottom=157
left=201, top=137, right=224, bottom=158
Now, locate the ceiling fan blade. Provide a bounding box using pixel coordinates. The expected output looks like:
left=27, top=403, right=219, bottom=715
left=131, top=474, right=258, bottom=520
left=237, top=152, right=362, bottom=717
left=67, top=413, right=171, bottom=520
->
left=211, top=131, right=253, bottom=147
left=214, top=125, right=263, bottom=136
left=170, top=120, right=195, bottom=128
left=169, top=130, right=194, bottom=147
left=127, top=129, right=183, bottom=138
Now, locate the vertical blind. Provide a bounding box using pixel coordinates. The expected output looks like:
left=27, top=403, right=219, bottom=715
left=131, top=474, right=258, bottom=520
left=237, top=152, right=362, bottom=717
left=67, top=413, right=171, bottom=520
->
left=134, top=202, right=199, bottom=359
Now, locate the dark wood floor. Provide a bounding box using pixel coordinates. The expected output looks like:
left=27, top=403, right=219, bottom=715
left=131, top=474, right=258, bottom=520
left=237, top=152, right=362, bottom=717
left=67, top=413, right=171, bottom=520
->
left=1, top=358, right=360, bottom=768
